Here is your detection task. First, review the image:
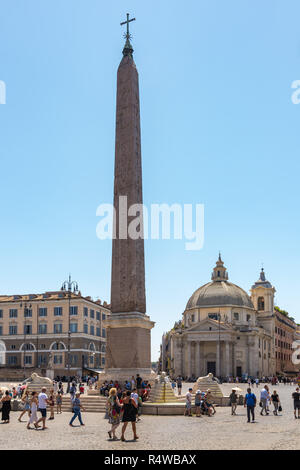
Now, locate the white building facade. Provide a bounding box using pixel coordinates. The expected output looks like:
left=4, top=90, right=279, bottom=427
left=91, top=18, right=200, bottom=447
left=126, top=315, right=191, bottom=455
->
left=169, top=256, right=275, bottom=379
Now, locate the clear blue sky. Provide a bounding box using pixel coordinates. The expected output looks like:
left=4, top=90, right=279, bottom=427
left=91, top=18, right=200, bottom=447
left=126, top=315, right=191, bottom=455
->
left=0, top=0, right=299, bottom=360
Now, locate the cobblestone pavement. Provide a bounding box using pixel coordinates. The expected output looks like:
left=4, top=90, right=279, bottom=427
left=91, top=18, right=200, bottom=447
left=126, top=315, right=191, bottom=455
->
left=0, top=383, right=300, bottom=450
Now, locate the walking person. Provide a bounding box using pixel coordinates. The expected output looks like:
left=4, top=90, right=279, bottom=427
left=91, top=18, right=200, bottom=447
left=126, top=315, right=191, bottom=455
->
left=107, top=387, right=121, bottom=440
left=184, top=388, right=193, bottom=416
left=292, top=387, right=300, bottom=419
left=244, top=387, right=256, bottom=423
left=48, top=390, right=55, bottom=420
left=69, top=393, right=86, bottom=426
left=130, top=376, right=136, bottom=391
left=206, top=390, right=216, bottom=415
left=18, top=390, right=31, bottom=422
left=195, top=389, right=202, bottom=417
left=271, top=390, right=280, bottom=416
left=70, top=382, right=76, bottom=402
left=131, top=388, right=139, bottom=421
left=260, top=385, right=270, bottom=416
left=121, top=391, right=139, bottom=442
left=136, top=374, right=142, bottom=396
left=27, top=392, right=40, bottom=429
left=36, top=387, right=50, bottom=430
left=56, top=389, right=62, bottom=414
left=229, top=389, right=238, bottom=415
left=177, top=376, right=182, bottom=396
left=1, top=390, right=11, bottom=423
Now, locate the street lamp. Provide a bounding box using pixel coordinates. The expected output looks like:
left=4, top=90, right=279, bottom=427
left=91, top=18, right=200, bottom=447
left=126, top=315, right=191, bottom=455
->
left=20, top=302, right=32, bottom=380
left=61, top=275, right=79, bottom=380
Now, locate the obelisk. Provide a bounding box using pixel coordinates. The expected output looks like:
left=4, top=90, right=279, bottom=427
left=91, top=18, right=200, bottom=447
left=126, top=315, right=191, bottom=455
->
left=101, top=14, right=155, bottom=383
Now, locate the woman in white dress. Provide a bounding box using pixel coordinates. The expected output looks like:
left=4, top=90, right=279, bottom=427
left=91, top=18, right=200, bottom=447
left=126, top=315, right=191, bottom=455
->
left=27, top=391, right=40, bottom=429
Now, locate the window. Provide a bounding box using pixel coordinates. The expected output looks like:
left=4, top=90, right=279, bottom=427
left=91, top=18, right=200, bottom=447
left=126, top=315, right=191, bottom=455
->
left=0, top=310, right=3, bottom=318
left=40, top=344, right=46, bottom=350
left=90, top=325, right=95, bottom=335
left=9, top=309, right=18, bottom=318
left=246, top=314, right=251, bottom=322
left=52, top=342, right=64, bottom=350
left=102, top=329, right=106, bottom=338
left=8, top=356, right=17, bottom=365
left=84, top=307, right=88, bottom=317
left=234, top=312, right=239, bottom=321
left=96, top=327, right=100, bottom=337
left=102, top=313, right=106, bottom=321
left=24, top=355, right=32, bottom=365
left=191, top=314, right=195, bottom=322
left=84, top=324, right=88, bottom=334
left=9, top=325, right=17, bottom=335
left=208, top=313, right=218, bottom=320
left=24, top=324, right=32, bottom=335
left=54, top=307, right=62, bottom=316
left=102, top=357, right=105, bottom=365
left=54, top=355, right=62, bottom=364
left=70, top=354, right=78, bottom=365
left=38, top=324, right=47, bottom=334
left=70, top=306, right=78, bottom=316
left=23, top=343, right=34, bottom=350
left=257, top=297, right=265, bottom=311
left=39, top=308, right=47, bottom=317
left=38, top=354, right=47, bottom=365
left=90, top=309, right=95, bottom=319
left=96, top=311, right=100, bottom=321
left=0, top=326, right=2, bottom=335
left=24, top=309, right=32, bottom=317
left=10, top=344, right=16, bottom=349
left=54, top=323, right=62, bottom=334
left=70, top=323, right=78, bottom=333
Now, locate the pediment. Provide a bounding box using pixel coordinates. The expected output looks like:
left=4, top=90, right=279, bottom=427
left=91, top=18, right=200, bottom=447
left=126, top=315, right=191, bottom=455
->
left=186, top=318, right=232, bottom=332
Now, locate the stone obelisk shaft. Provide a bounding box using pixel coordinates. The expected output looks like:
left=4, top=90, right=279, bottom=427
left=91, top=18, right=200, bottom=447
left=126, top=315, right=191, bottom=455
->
left=101, top=40, right=154, bottom=379
left=111, top=53, right=146, bottom=314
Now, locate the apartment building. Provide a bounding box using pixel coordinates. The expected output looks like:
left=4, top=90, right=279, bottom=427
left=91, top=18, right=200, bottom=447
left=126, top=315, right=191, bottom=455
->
left=0, top=290, right=110, bottom=377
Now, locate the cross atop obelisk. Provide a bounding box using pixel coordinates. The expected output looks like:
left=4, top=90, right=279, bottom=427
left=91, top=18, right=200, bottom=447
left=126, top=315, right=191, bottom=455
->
left=120, top=13, right=136, bottom=57
left=120, top=13, right=136, bottom=38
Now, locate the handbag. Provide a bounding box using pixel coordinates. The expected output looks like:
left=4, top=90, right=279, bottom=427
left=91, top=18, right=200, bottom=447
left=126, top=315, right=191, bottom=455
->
left=259, top=401, right=262, bottom=407
left=278, top=404, right=282, bottom=412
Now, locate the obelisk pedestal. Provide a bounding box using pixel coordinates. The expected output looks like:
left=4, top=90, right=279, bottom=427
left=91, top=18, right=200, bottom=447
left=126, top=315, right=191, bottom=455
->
left=99, top=17, right=155, bottom=385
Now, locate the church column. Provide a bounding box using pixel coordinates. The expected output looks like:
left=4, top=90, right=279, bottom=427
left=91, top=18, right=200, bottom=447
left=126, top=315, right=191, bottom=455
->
left=232, top=342, right=236, bottom=377
left=225, top=341, right=230, bottom=377
left=195, top=342, right=200, bottom=378
left=199, top=342, right=204, bottom=376
left=216, top=341, right=220, bottom=377
left=187, top=341, right=192, bottom=378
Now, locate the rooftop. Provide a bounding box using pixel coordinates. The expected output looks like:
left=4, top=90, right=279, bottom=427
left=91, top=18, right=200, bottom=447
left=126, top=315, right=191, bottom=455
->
left=0, top=291, right=110, bottom=308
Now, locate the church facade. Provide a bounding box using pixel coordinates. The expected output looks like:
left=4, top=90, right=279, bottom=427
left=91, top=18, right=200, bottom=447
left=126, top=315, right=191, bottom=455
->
left=163, top=255, right=287, bottom=379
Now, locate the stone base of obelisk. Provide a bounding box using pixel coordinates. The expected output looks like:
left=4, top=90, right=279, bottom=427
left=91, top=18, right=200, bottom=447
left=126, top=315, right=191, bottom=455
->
left=98, top=312, right=156, bottom=385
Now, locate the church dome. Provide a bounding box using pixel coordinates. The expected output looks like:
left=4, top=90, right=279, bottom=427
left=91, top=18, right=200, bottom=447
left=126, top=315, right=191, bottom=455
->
left=186, top=255, right=254, bottom=310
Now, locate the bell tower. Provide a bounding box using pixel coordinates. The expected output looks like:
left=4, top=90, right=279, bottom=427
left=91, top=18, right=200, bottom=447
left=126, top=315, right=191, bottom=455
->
left=250, top=268, right=276, bottom=315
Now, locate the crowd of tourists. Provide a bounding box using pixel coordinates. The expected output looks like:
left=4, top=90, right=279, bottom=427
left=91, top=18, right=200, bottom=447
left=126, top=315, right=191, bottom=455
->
left=182, top=381, right=300, bottom=423
left=100, top=374, right=151, bottom=402
left=103, top=374, right=150, bottom=441
left=240, top=384, right=300, bottom=422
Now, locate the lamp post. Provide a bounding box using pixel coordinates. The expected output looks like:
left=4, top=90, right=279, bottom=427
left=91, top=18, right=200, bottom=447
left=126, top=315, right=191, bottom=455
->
left=61, top=275, right=79, bottom=380
left=20, top=302, right=32, bottom=380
